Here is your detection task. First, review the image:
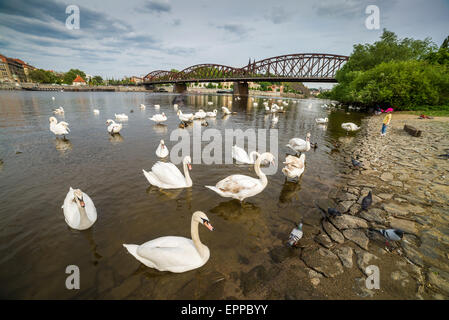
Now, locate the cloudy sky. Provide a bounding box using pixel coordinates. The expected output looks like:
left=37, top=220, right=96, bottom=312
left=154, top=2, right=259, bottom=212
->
left=0, top=0, right=448, bottom=84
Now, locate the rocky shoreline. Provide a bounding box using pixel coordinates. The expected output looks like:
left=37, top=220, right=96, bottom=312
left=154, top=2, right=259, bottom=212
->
left=320, top=113, right=449, bottom=299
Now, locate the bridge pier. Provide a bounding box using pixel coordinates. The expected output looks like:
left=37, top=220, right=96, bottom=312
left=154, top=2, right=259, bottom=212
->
left=233, top=81, right=248, bottom=96
left=173, top=83, right=187, bottom=93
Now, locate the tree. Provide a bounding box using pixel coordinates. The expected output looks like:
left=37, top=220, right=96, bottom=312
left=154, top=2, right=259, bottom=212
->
left=91, top=75, right=103, bottom=85
left=63, top=69, right=86, bottom=84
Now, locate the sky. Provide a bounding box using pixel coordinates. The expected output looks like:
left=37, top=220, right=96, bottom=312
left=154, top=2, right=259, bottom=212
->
left=0, top=0, right=448, bottom=88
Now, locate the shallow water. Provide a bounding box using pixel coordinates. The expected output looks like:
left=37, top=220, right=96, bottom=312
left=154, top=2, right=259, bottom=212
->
left=0, top=91, right=365, bottom=299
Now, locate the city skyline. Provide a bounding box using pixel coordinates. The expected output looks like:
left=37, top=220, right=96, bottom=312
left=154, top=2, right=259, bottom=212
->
left=0, top=0, right=448, bottom=84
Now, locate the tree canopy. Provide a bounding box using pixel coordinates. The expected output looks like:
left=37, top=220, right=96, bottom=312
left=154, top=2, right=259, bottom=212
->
left=63, top=69, right=86, bottom=84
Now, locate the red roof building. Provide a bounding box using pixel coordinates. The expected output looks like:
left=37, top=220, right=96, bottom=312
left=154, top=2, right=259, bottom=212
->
left=72, top=75, right=86, bottom=85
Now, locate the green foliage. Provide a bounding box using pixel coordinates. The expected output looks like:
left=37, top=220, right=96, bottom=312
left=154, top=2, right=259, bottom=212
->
left=326, top=29, right=449, bottom=110
left=91, top=75, right=103, bottom=85
left=29, top=69, right=59, bottom=83
left=63, top=69, right=86, bottom=84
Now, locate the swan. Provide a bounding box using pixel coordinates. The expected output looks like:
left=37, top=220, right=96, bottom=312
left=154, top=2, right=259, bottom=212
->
left=315, top=117, right=328, bottom=124
left=53, top=106, right=64, bottom=114
left=206, top=109, right=217, bottom=117
left=62, top=187, right=97, bottom=230
left=232, top=145, right=260, bottom=164
left=177, top=110, right=194, bottom=122
left=93, top=109, right=100, bottom=115
left=156, top=139, right=169, bottom=158
left=205, top=152, right=275, bottom=201
left=154, top=104, right=160, bottom=109
left=253, top=102, right=258, bottom=106
left=49, top=116, right=70, bottom=138
left=115, top=113, right=128, bottom=121
left=193, top=109, right=207, bottom=119
left=286, top=133, right=311, bottom=154
left=149, top=112, right=167, bottom=123
left=123, top=211, right=214, bottom=273
left=143, top=156, right=192, bottom=189
left=207, top=101, right=213, bottom=105
left=106, top=119, right=122, bottom=134
left=140, top=104, right=146, bottom=110
left=282, top=154, right=305, bottom=180
left=221, top=106, right=232, bottom=115
left=52, top=96, right=55, bottom=101
left=272, top=114, right=279, bottom=124
left=341, top=122, right=360, bottom=134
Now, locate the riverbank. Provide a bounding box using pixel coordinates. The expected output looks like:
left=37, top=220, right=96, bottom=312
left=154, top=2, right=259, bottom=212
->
left=330, top=114, right=449, bottom=298
left=0, top=83, right=150, bottom=92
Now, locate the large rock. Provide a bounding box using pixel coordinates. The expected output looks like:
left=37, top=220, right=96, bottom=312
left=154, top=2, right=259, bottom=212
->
left=359, top=208, right=388, bottom=224
left=428, top=268, right=449, bottom=294
left=301, top=247, right=344, bottom=278
left=343, top=229, right=369, bottom=250
left=337, top=200, right=354, bottom=213
left=322, top=220, right=345, bottom=243
left=315, top=232, right=333, bottom=248
left=380, top=172, right=394, bottom=182
left=388, top=217, right=418, bottom=235
left=335, top=247, right=354, bottom=268
left=382, top=202, right=409, bottom=216
left=331, top=214, right=369, bottom=230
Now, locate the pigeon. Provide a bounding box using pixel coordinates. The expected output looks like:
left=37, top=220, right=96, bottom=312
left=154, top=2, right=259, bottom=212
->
left=369, top=228, right=404, bottom=246
left=311, top=142, right=318, bottom=149
left=351, top=158, right=362, bottom=168
left=361, top=191, right=372, bottom=210
left=316, top=205, right=342, bottom=220
left=438, top=153, right=449, bottom=159
left=287, top=222, right=303, bottom=247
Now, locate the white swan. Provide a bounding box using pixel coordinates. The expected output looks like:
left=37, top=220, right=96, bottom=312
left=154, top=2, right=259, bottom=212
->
left=106, top=119, right=122, bottom=134
left=123, top=211, right=214, bottom=273
left=52, top=96, right=55, bottom=101
left=253, top=102, right=258, bottom=106
left=272, top=114, right=279, bottom=124
left=286, top=133, right=311, bottom=154
left=232, top=145, right=260, bottom=164
left=49, top=116, right=70, bottom=138
left=177, top=110, right=194, bottom=122
left=205, top=152, right=275, bottom=201
left=53, top=106, right=64, bottom=114
left=62, top=187, right=97, bottom=230
left=315, top=117, right=328, bottom=124
left=149, top=112, right=167, bottom=123
left=282, top=154, right=305, bottom=180
left=115, top=113, right=128, bottom=121
left=156, top=139, right=169, bottom=158
left=154, top=104, right=160, bottom=109
left=207, top=101, right=213, bottom=105
left=93, top=109, right=100, bottom=115
left=222, top=106, right=232, bottom=115
left=143, top=156, right=192, bottom=189
left=193, top=109, right=207, bottom=119
left=341, top=122, right=360, bottom=133
left=206, top=109, right=217, bottom=117
left=140, top=104, right=146, bottom=110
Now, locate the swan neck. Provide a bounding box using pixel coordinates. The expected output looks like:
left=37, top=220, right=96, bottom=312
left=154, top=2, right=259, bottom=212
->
left=191, top=219, right=206, bottom=258
left=183, top=161, right=192, bottom=186
left=254, top=155, right=267, bottom=186
left=249, top=151, right=259, bottom=163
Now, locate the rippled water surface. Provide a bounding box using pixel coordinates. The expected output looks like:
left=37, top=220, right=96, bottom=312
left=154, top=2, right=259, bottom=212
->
left=0, top=91, right=365, bottom=299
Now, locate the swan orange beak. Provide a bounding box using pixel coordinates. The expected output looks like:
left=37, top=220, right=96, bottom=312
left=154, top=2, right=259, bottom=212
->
left=188, top=164, right=192, bottom=170
left=80, top=200, right=85, bottom=208
left=204, top=221, right=214, bottom=231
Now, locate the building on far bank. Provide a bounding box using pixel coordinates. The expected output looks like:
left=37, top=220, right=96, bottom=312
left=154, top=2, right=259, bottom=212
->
left=130, top=76, right=143, bottom=84
left=0, top=54, right=12, bottom=82
left=0, top=53, right=36, bottom=83
left=72, top=75, right=87, bottom=86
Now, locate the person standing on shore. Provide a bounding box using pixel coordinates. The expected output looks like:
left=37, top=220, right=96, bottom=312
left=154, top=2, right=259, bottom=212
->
left=381, top=108, right=393, bottom=136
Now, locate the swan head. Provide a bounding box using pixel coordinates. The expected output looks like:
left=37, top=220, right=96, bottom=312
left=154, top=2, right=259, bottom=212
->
left=73, top=189, right=85, bottom=208
left=49, top=117, right=57, bottom=123
left=213, top=109, right=217, bottom=114
left=160, top=139, right=166, bottom=148
left=106, top=119, right=114, bottom=125
left=162, top=112, right=166, bottom=116
left=260, top=152, right=275, bottom=166
left=306, top=132, right=311, bottom=141
left=177, top=110, right=181, bottom=116
left=193, top=211, right=214, bottom=231
left=183, top=156, right=192, bottom=170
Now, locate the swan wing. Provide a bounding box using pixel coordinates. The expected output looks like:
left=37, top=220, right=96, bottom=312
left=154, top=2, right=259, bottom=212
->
left=63, top=189, right=80, bottom=228
left=151, top=162, right=186, bottom=187
left=82, top=192, right=97, bottom=223
left=215, top=174, right=259, bottom=192
left=232, top=146, right=251, bottom=163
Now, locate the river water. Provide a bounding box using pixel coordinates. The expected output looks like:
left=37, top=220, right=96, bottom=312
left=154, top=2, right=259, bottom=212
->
left=0, top=91, right=365, bottom=299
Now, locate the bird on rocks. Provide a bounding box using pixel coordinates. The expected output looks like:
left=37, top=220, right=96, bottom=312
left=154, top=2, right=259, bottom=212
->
left=287, top=222, right=303, bottom=247
left=316, top=205, right=342, bottom=220
left=369, top=228, right=404, bottom=246
left=351, top=158, right=362, bottom=168
left=361, top=191, right=372, bottom=210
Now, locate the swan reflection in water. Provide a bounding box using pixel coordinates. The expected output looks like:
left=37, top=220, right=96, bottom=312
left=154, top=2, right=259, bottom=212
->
left=338, top=136, right=354, bottom=145
left=153, top=124, right=167, bottom=134
left=317, top=124, right=328, bottom=131
left=210, top=199, right=261, bottom=221
left=278, top=180, right=303, bottom=204
left=109, top=133, right=124, bottom=144
left=54, top=137, right=72, bottom=154
left=68, top=227, right=102, bottom=266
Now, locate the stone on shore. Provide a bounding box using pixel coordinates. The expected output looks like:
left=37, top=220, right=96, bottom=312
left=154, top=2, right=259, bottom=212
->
left=388, top=217, right=418, bottom=235
left=331, top=214, right=368, bottom=230
left=301, top=247, right=344, bottom=278
left=343, top=229, right=369, bottom=250
left=335, top=247, right=353, bottom=268
left=355, top=249, right=379, bottom=276
left=322, top=220, right=345, bottom=244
